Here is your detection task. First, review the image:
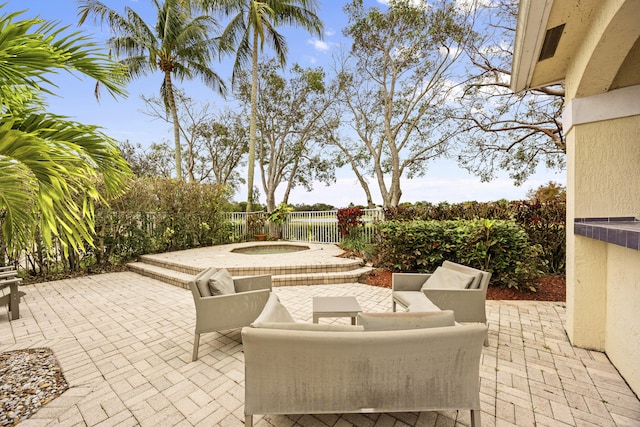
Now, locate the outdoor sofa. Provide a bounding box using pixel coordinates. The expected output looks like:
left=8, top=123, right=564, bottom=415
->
left=189, top=267, right=272, bottom=361
left=392, top=260, right=491, bottom=324
left=242, top=294, right=487, bottom=426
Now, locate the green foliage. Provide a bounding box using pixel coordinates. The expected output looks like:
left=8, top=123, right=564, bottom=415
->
left=267, top=203, right=293, bottom=225
left=0, top=6, right=131, bottom=257
left=236, top=60, right=339, bottom=211
left=527, top=181, right=566, bottom=202
left=512, top=200, right=566, bottom=274
left=78, top=0, right=226, bottom=180
left=336, top=0, right=476, bottom=206
left=384, top=200, right=565, bottom=274
left=374, top=219, right=544, bottom=291
left=340, top=232, right=373, bottom=262
left=292, top=203, right=336, bottom=211
left=11, top=178, right=234, bottom=274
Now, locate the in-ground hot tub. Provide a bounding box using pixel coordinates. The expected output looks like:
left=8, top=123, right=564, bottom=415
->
left=231, top=244, right=310, bottom=255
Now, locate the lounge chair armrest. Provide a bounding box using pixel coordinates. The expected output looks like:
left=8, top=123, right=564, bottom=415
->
left=234, top=275, right=272, bottom=292
left=422, top=288, right=487, bottom=323
left=195, top=289, right=271, bottom=332
left=392, top=273, right=430, bottom=291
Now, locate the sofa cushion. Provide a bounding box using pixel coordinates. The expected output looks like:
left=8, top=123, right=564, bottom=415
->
left=208, top=268, right=236, bottom=295
left=421, top=266, right=475, bottom=290
left=468, top=271, right=484, bottom=289
left=393, top=291, right=441, bottom=311
left=195, top=267, right=218, bottom=297
left=357, top=310, right=456, bottom=331
left=251, top=293, right=294, bottom=325
left=442, top=261, right=485, bottom=289
left=251, top=322, right=364, bottom=332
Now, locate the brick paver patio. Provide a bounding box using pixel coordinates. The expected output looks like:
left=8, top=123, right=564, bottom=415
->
left=1, top=272, right=639, bottom=426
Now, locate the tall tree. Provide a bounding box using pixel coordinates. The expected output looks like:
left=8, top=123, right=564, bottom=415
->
left=453, top=0, right=565, bottom=184
left=336, top=0, right=476, bottom=207
left=78, top=0, right=226, bottom=181
left=0, top=7, right=131, bottom=255
left=215, top=0, right=323, bottom=212
left=141, top=91, right=248, bottom=189
left=236, top=60, right=338, bottom=211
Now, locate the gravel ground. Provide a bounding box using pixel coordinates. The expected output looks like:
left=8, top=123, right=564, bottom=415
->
left=0, top=348, right=68, bottom=426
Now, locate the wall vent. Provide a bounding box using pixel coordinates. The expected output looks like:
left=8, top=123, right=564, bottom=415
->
left=538, top=24, right=565, bottom=61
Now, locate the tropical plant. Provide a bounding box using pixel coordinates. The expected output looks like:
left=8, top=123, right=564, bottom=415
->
left=214, top=0, right=323, bottom=211
left=78, top=0, right=227, bottom=181
left=0, top=6, right=131, bottom=257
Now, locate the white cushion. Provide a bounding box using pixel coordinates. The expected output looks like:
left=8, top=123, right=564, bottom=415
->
left=421, top=267, right=474, bottom=290
left=393, top=291, right=441, bottom=312
left=357, top=310, right=456, bottom=331
left=195, top=267, right=217, bottom=297
left=251, top=293, right=294, bottom=325
left=208, top=269, right=236, bottom=295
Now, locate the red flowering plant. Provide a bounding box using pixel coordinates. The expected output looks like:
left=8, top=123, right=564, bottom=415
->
left=337, top=207, right=364, bottom=237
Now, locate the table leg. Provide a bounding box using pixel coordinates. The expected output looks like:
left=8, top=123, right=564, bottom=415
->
left=9, top=282, right=19, bottom=320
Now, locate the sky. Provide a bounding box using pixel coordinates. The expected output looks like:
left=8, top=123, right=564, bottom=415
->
left=4, top=0, right=565, bottom=208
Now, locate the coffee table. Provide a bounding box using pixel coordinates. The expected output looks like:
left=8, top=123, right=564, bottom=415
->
left=312, top=296, right=362, bottom=325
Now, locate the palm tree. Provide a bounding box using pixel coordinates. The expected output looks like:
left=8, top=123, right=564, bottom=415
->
left=78, top=0, right=227, bottom=181
left=0, top=6, right=131, bottom=255
left=214, top=0, right=323, bottom=211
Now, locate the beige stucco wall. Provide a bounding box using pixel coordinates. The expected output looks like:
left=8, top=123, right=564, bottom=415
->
left=570, top=117, right=640, bottom=218
left=566, top=113, right=640, bottom=396
left=606, top=245, right=640, bottom=394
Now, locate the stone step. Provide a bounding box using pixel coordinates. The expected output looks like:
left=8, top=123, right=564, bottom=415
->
left=126, top=262, right=373, bottom=288
left=272, top=266, right=374, bottom=287
left=127, top=262, right=192, bottom=289
left=137, top=253, right=363, bottom=276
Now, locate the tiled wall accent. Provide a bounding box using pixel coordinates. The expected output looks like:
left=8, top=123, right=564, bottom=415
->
left=574, top=217, right=640, bottom=250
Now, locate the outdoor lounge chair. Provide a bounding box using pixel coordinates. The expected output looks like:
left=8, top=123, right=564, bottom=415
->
left=0, top=266, right=24, bottom=321
left=189, top=267, right=272, bottom=361
left=392, top=261, right=492, bottom=324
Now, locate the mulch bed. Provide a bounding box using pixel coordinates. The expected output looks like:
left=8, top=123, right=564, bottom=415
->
left=364, top=269, right=566, bottom=302
left=0, top=348, right=68, bottom=426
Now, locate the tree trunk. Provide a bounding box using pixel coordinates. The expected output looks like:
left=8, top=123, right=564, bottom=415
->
left=246, top=32, right=260, bottom=212
left=165, top=72, right=182, bottom=181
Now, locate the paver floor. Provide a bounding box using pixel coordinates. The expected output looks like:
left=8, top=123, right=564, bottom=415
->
left=1, top=272, right=639, bottom=426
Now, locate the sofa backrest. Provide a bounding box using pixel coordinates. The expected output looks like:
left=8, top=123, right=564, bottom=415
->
left=242, top=323, right=487, bottom=416
left=442, top=260, right=491, bottom=290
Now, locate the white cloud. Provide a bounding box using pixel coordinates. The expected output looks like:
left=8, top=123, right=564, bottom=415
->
left=304, top=55, right=318, bottom=64
left=307, top=38, right=330, bottom=52
left=325, top=29, right=336, bottom=37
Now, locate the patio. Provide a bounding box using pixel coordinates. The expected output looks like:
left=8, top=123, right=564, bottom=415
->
left=1, top=271, right=639, bottom=426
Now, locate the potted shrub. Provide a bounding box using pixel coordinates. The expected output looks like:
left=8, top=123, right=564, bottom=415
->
left=246, top=212, right=268, bottom=241
left=268, top=203, right=293, bottom=239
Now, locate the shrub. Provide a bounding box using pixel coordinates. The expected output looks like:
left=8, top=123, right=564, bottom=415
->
left=384, top=200, right=565, bottom=274
left=374, top=219, right=544, bottom=291
left=337, top=207, right=364, bottom=237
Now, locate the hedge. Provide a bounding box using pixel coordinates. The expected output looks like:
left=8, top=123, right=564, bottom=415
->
left=373, top=219, right=544, bottom=291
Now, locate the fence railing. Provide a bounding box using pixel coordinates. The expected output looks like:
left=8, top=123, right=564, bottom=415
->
left=225, top=209, right=385, bottom=244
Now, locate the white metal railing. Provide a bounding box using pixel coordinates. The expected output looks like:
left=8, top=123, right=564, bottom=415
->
left=224, top=209, right=384, bottom=243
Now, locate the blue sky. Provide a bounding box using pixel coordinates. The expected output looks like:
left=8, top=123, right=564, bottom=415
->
left=4, top=0, right=565, bottom=207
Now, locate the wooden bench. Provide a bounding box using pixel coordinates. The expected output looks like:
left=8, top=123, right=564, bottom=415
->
left=0, top=266, right=24, bottom=320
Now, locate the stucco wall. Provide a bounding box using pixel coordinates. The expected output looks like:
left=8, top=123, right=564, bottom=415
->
left=606, top=245, right=640, bottom=395
left=565, top=106, right=640, bottom=396
left=572, top=117, right=640, bottom=218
